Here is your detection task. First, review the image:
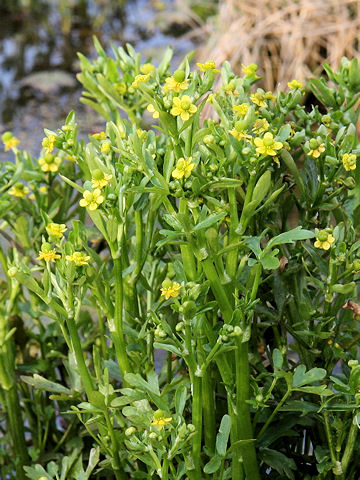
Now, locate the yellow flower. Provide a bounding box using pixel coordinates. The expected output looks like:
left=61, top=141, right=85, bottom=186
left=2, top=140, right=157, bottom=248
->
left=131, top=74, right=150, bottom=88
left=172, top=157, right=196, bottom=179
left=65, top=154, right=76, bottom=162
left=160, top=281, right=181, bottom=299
left=79, top=189, right=105, bottom=211
left=314, top=230, right=335, bottom=250
left=40, top=186, right=48, bottom=194
left=250, top=92, right=267, bottom=108
left=2, top=133, right=20, bottom=152
left=233, top=103, right=249, bottom=116
left=254, top=132, right=283, bottom=156
left=342, top=153, right=357, bottom=171
left=147, top=104, right=160, bottom=119
left=92, top=131, right=107, bottom=140
left=8, top=183, right=29, bottom=198
left=170, top=95, right=197, bottom=121
left=242, top=63, right=258, bottom=75
left=66, top=251, right=91, bottom=266
left=140, top=63, right=155, bottom=75
left=114, top=82, right=127, bottom=94
left=308, top=144, right=325, bottom=158
left=101, top=140, right=112, bottom=154
left=223, top=82, right=238, bottom=95
left=39, top=153, right=62, bottom=173
left=229, top=129, right=251, bottom=141
left=42, top=134, right=57, bottom=153
left=265, top=91, right=276, bottom=100
left=151, top=410, right=172, bottom=430
left=37, top=243, right=61, bottom=263
left=252, top=118, right=269, bottom=134
left=164, top=69, right=189, bottom=93
left=287, top=79, right=303, bottom=90
left=46, top=223, right=67, bottom=239
left=196, top=61, right=219, bottom=73
left=91, top=169, right=112, bottom=189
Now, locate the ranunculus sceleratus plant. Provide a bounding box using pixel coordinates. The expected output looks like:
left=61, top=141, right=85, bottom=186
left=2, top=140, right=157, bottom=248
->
left=2, top=39, right=360, bottom=479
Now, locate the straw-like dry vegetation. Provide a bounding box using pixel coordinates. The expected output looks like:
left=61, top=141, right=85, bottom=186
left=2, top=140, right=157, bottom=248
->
left=197, top=0, right=360, bottom=90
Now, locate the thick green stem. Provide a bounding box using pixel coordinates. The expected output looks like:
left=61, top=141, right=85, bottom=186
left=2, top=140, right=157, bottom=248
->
left=202, top=370, right=216, bottom=453
left=234, top=338, right=260, bottom=480
left=4, top=385, right=29, bottom=480
left=112, top=256, right=131, bottom=384
left=66, top=308, right=94, bottom=398
left=179, top=198, right=197, bottom=281
left=341, top=418, right=358, bottom=477
left=226, top=187, right=239, bottom=279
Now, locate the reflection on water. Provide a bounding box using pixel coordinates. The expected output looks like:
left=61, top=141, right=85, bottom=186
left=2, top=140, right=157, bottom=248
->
left=0, top=0, right=195, bottom=160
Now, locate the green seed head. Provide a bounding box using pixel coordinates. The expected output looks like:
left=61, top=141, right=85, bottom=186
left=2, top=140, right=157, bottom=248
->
left=173, top=70, right=186, bottom=82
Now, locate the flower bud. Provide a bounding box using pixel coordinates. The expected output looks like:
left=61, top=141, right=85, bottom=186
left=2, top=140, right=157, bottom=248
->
left=173, top=70, right=186, bottom=82
left=125, top=427, right=136, bottom=436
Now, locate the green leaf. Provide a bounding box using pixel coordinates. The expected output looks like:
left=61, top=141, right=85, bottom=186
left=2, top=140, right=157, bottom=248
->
left=21, top=374, right=72, bottom=394
left=193, top=212, right=226, bottom=231
left=292, top=365, right=327, bottom=387
left=124, top=373, right=160, bottom=396
left=293, top=385, right=333, bottom=395
left=273, top=348, right=283, bottom=370
left=216, top=414, right=231, bottom=457
left=175, top=384, right=187, bottom=416
left=203, top=454, right=222, bottom=474
left=260, top=448, right=296, bottom=480
left=265, top=227, right=315, bottom=252
left=260, top=252, right=280, bottom=270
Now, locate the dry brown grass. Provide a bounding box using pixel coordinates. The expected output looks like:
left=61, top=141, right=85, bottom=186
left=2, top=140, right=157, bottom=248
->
left=196, top=0, right=360, bottom=91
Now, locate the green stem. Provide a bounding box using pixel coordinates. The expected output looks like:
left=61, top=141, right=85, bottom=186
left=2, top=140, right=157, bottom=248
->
left=161, top=458, right=169, bottom=480
left=179, top=198, right=197, bottom=281
left=4, top=385, right=29, bottom=479
left=202, top=369, right=216, bottom=453
left=65, top=303, right=94, bottom=398
left=112, top=255, right=131, bottom=384
left=103, top=408, right=128, bottom=480
left=234, top=338, right=260, bottom=480
left=226, top=187, right=239, bottom=279
left=340, top=418, right=358, bottom=477
left=258, top=387, right=291, bottom=440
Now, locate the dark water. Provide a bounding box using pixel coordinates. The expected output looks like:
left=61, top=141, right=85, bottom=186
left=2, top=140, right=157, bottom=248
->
left=0, top=0, right=195, bottom=161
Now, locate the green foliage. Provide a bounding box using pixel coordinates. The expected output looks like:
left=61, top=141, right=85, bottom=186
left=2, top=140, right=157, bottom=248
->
left=1, top=43, right=360, bottom=479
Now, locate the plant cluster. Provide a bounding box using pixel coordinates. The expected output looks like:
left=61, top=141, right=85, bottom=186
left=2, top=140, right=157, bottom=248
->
left=1, top=40, right=360, bottom=479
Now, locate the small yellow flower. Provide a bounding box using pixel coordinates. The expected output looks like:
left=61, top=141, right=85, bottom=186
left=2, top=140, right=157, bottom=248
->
left=265, top=91, right=276, bottom=101
left=147, top=104, right=160, bottom=119
left=314, top=230, right=335, bottom=250
left=8, top=183, right=29, bottom=198
left=223, top=82, right=238, bottom=95
left=151, top=410, right=172, bottom=430
left=342, top=153, right=357, bottom=171
left=233, top=103, right=249, bottom=116
left=170, top=95, right=197, bottom=121
left=131, top=74, right=150, bottom=88
left=160, top=281, right=181, bottom=299
left=79, top=189, right=105, bottom=211
left=206, top=93, right=215, bottom=103
left=250, top=92, right=267, bottom=108
left=308, top=144, right=325, bottom=158
left=172, top=157, right=196, bottom=180
left=252, top=118, right=269, bottom=134
left=42, top=134, right=57, bottom=153
left=140, top=63, right=155, bottom=75
left=39, top=153, right=62, bottom=173
left=37, top=243, right=61, bottom=263
left=40, top=186, right=48, bottom=194
left=242, top=63, right=258, bottom=75
left=101, top=140, right=112, bottom=154
left=229, top=128, right=251, bottom=141
left=287, top=79, right=303, bottom=90
left=196, top=61, right=220, bottom=73
left=164, top=69, right=189, bottom=93
left=66, top=251, right=91, bottom=266
left=254, top=132, right=283, bottom=156
left=114, top=82, right=127, bottom=94
left=65, top=154, right=76, bottom=162
left=46, top=223, right=67, bottom=239
left=91, top=169, right=112, bottom=189
left=2, top=132, right=20, bottom=152
left=92, top=131, right=107, bottom=141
